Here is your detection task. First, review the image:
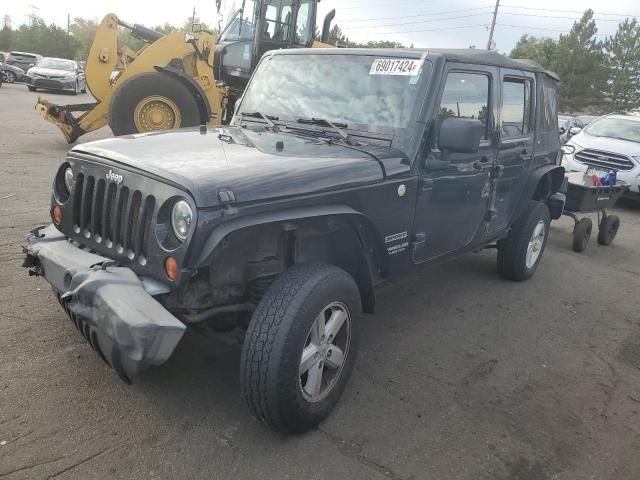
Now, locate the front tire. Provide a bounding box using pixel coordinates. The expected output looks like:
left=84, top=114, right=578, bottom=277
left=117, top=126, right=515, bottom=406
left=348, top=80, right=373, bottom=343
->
left=109, top=72, right=200, bottom=136
left=240, top=263, right=361, bottom=433
left=497, top=201, right=551, bottom=281
left=27, top=86, right=36, bottom=92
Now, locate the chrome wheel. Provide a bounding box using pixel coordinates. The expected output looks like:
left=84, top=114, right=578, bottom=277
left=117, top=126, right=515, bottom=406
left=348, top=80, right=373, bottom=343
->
left=299, top=301, right=351, bottom=403
left=526, top=220, right=546, bottom=269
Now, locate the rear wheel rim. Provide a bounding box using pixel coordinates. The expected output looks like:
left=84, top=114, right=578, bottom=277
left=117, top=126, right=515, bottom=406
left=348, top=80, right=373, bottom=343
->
left=299, top=301, right=351, bottom=403
left=526, top=220, right=546, bottom=269
left=6, top=72, right=15, bottom=82
left=133, top=95, right=182, bottom=132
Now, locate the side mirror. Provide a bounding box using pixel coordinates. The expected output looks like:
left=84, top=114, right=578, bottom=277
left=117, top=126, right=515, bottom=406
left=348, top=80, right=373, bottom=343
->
left=438, top=118, right=484, bottom=154
left=559, top=126, right=566, bottom=134
left=568, top=126, right=582, bottom=136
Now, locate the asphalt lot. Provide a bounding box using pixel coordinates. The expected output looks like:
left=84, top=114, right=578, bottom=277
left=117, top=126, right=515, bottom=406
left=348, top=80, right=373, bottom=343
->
left=1, top=81, right=640, bottom=480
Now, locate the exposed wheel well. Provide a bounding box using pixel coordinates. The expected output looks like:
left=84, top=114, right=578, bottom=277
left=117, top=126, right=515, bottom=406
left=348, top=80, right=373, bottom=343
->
left=533, top=166, right=565, bottom=200
left=179, top=216, right=385, bottom=316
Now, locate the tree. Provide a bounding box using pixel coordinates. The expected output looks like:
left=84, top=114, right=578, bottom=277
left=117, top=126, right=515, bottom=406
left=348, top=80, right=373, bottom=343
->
left=70, top=18, right=99, bottom=60
left=603, top=18, right=640, bottom=112
left=0, top=26, right=12, bottom=51
left=509, top=34, right=558, bottom=69
left=552, top=9, right=607, bottom=112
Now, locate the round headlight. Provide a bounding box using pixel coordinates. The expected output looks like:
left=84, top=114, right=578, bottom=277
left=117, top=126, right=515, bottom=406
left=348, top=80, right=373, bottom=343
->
left=63, top=167, right=74, bottom=193
left=171, top=200, right=193, bottom=241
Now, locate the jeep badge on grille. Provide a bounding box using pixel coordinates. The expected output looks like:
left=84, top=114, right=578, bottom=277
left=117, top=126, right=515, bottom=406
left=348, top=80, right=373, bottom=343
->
left=105, top=170, right=124, bottom=184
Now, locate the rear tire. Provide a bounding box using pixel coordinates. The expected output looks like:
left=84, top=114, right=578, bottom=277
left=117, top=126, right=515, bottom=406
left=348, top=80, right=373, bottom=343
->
left=4, top=71, right=16, bottom=83
left=572, top=218, right=592, bottom=252
left=109, top=72, right=200, bottom=136
left=28, top=86, right=36, bottom=92
left=497, top=201, right=551, bottom=281
left=597, top=215, right=620, bottom=246
left=240, top=263, right=361, bottom=433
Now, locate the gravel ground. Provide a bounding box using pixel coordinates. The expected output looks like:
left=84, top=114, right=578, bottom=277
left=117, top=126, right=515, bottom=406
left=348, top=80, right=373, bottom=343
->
left=1, top=82, right=640, bottom=480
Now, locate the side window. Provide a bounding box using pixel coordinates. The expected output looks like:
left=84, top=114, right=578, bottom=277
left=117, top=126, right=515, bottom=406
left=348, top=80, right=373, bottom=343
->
left=263, top=0, right=292, bottom=42
left=438, top=72, right=490, bottom=139
left=295, top=0, right=312, bottom=45
left=502, top=78, right=532, bottom=138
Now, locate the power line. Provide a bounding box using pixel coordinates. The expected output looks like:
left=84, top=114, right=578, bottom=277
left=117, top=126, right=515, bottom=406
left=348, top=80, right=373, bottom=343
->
left=341, top=6, right=494, bottom=23
left=340, top=0, right=446, bottom=10
left=368, top=23, right=490, bottom=35
left=346, top=12, right=492, bottom=29
left=500, top=5, right=639, bottom=18
left=499, top=12, right=626, bottom=22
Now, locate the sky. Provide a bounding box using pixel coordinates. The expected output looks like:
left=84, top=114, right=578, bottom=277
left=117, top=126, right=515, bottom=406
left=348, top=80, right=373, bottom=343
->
left=1, top=0, right=639, bottom=53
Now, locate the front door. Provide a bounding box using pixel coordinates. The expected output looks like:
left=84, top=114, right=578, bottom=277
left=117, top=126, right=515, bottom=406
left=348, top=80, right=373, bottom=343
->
left=412, top=66, right=498, bottom=263
left=487, top=69, right=536, bottom=233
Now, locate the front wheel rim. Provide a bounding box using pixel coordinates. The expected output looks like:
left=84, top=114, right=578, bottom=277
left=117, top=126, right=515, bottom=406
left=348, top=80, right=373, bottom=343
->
left=526, top=220, right=546, bottom=269
left=299, top=301, right=351, bottom=403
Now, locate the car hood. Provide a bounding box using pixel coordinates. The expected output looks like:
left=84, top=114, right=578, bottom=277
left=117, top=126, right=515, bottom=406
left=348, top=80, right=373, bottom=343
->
left=569, top=132, right=640, bottom=157
left=28, top=66, right=74, bottom=77
left=71, top=127, right=411, bottom=208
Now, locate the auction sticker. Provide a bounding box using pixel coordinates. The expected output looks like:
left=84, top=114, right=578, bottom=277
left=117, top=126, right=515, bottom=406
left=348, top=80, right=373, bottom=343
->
left=369, top=58, right=423, bottom=76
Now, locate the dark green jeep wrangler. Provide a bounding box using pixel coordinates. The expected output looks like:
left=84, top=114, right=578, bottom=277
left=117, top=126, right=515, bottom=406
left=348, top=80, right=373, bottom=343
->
left=24, top=48, right=565, bottom=432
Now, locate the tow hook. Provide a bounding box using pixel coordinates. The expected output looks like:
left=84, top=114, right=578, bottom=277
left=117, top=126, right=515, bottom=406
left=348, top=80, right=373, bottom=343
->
left=22, top=248, right=44, bottom=276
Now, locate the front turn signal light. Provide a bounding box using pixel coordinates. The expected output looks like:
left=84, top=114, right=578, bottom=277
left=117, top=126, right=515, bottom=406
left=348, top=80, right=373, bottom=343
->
left=52, top=205, right=62, bottom=225
left=165, top=256, right=178, bottom=281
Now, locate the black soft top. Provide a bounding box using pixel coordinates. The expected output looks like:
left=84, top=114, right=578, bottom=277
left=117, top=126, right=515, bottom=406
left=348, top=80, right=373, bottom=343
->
left=270, top=47, right=559, bottom=81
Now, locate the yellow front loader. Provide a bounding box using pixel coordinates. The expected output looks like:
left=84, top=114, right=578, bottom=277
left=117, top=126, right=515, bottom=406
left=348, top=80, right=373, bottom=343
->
left=36, top=2, right=335, bottom=143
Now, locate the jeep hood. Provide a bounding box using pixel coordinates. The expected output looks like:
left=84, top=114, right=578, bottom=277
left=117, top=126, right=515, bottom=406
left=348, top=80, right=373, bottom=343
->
left=71, top=127, right=410, bottom=208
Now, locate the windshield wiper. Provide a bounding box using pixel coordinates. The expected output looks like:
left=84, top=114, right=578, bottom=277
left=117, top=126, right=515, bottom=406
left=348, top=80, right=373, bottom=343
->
left=240, top=111, right=280, bottom=132
left=296, top=117, right=358, bottom=146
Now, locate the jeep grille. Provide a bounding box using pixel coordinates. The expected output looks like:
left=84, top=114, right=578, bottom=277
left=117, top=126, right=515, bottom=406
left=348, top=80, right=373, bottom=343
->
left=72, top=172, right=155, bottom=262
left=575, top=148, right=635, bottom=171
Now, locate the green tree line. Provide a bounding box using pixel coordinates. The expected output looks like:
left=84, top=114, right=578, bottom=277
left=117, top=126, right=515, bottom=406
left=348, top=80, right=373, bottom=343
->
left=0, top=16, right=213, bottom=61
left=510, top=9, right=640, bottom=113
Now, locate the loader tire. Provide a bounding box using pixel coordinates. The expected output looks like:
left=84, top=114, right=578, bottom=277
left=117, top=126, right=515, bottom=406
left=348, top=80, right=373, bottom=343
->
left=109, top=72, right=200, bottom=136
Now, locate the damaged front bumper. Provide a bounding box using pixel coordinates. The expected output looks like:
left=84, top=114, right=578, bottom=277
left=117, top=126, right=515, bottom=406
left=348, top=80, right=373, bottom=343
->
left=23, top=224, right=186, bottom=383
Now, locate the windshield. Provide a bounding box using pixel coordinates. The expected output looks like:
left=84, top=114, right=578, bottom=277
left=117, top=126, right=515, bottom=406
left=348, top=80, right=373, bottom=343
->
left=220, top=0, right=256, bottom=41
left=238, top=54, right=430, bottom=131
left=37, top=58, right=75, bottom=71
left=584, top=117, right=640, bottom=144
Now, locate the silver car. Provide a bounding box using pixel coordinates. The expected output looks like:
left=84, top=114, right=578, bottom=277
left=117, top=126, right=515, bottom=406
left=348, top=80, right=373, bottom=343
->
left=562, top=114, right=640, bottom=199
left=25, top=57, right=86, bottom=95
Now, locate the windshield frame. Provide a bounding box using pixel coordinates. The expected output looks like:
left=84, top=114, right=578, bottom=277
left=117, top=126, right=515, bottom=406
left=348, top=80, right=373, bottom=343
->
left=233, top=51, right=432, bottom=151
left=219, top=0, right=257, bottom=42
left=584, top=116, right=640, bottom=144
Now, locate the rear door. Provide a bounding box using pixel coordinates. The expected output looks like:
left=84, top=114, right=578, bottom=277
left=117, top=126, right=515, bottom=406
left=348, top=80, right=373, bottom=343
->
left=487, top=69, right=535, bottom=233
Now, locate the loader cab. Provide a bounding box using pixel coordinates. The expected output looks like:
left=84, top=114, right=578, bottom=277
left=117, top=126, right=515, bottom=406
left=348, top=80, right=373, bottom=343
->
left=213, top=0, right=318, bottom=90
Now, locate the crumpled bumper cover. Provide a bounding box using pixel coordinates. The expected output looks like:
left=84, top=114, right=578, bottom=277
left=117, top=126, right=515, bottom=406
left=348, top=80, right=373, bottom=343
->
left=23, top=224, right=186, bottom=382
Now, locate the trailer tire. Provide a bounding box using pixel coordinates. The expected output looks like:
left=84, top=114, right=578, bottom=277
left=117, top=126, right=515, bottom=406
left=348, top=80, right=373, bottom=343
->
left=597, top=215, right=619, bottom=246
left=572, top=218, right=592, bottom=252
left=109, top=72, right=200, bottom=136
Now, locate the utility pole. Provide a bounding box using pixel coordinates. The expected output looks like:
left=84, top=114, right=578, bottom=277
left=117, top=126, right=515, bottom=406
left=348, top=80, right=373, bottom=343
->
left=192, top=6, right=197, bottom=25
left=486, top=0, right=499, bottom=50
left=67, top=13, right=70, bottom=34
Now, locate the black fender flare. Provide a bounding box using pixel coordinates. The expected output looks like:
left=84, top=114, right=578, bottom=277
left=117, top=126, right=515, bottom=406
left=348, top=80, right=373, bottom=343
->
left=154, top=64, right=212, bottom=125
left=515, top=165, right=565, bottom=218
left=195, top=205, right=390, bottom=313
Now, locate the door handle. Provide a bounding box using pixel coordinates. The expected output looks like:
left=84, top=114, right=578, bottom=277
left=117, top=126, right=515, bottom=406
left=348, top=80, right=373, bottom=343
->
left=472, top=156, right=491, bottom=170
left=520, top=150, right=532, bottom=161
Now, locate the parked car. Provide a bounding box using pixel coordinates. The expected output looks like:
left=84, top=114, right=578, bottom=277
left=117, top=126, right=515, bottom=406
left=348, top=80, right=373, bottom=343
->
left=558, top=115, right=585, bottom=143
left=7, top=51, right=42, bottom=71
left=0, top=63, right=26, bottom=83
left=25, top=57, right=86, bottom=94
left=578, top=115, right=598, bottom=126
left=23, top=48, right=565, bottom=433
left=563, top=114, right=640, bottom=199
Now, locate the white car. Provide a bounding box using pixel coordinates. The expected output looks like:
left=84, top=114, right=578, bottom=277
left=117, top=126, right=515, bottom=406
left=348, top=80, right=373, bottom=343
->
left=563, top=114, right=640, bottom=199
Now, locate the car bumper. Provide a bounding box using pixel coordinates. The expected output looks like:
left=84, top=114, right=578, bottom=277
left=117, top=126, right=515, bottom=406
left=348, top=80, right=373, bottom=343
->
left=26, top=77, right=76, bottom=91
left=562, top=155, right=640, bottom=197
left=23, top=224, right=186, bottom=382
